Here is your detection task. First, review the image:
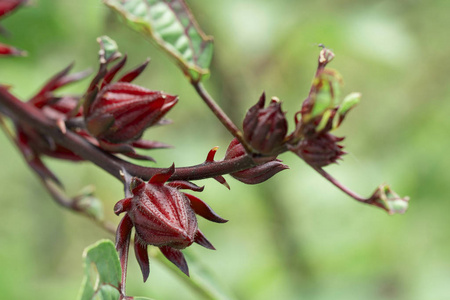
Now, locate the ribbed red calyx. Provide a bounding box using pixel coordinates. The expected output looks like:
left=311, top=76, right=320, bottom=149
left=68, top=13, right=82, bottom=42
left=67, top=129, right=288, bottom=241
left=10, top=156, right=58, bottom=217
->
left=85, top=82, right=178, bottom=144
left=114, top=165, right=226, bottom=280
left=243, top=92, right=288, bottom=155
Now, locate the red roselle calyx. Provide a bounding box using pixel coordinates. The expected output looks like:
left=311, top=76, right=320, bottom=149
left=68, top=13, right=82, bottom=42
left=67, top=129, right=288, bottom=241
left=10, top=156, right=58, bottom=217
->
left=243, top=92, right=288, bottom=155
left=114, top=165, right=227, bottom=280
left=288, top=132, right=346, bottom=168
left=225, top=138, right=288, bottom=184
left=84, top=82, right=178, bottom=144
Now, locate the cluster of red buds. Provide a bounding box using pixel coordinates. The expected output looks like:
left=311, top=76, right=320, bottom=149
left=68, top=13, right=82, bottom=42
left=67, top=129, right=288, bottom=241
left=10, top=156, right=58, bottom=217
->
left=235, top=47, right=360, bottom=171
left=12, top=36, right=179, bottom=185
left=222, top=47, right=358, bottom=186
left=287, top=47, right=360, bottom=167
left=14, top=64, right=91, bottom=183
left=0, top=0, right=27, bottom=56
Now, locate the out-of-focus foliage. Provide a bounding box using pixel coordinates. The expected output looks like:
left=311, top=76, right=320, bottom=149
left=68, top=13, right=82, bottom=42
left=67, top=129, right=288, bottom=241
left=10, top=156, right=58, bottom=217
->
left=0, top=0, right=449, bottom=299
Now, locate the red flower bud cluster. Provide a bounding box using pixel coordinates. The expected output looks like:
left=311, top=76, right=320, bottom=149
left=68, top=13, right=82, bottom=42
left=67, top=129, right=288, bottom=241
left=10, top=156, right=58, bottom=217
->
left=85, top=82, right=177, bottom=144
left=14, top=64, right=92, bottom=183
left=243, top=92, right=288, bottom=155
left=225, top=138, right=288, bottom=184
left=82, top=53, right=178, bottom=159
left=287, top=47, right=359, bottom=168
left=114, top=165, right=227, bottom=279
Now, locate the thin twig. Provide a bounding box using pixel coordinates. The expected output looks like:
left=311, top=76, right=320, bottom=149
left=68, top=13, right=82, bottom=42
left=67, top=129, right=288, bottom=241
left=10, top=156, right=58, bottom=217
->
left=192, top=82, right=254, bottom=154
left=311, top=164, right=368, bottom=202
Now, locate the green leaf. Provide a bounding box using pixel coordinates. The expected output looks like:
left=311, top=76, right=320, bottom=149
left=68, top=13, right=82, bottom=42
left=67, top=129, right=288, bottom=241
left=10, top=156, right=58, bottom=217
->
left=77, top=195, right=104, bottom=221
left=97, top=36, right=120, bottom=62
left=77, top=239, right=122, bottom=300
left=332, top=92, right=361, bottom=130
left=104, top=0, right=214, bottom=82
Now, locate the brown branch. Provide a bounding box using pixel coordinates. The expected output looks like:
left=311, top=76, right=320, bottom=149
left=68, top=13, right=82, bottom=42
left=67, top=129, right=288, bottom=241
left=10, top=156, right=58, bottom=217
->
left=192, top=82, right=254, bottom=154
left=0, top=87, right=258, bottom=183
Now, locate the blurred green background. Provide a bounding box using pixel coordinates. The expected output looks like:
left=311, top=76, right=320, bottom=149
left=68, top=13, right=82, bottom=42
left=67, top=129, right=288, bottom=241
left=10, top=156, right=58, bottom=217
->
left=1, top=0, right=449, bottom=299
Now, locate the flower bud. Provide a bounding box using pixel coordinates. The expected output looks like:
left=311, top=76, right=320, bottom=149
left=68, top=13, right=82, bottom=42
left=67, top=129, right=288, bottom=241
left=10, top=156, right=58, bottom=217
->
left=84, top=82, right=178, bottom=144
left=243, top=93, right=287, bottom=155
left=369, top=184, right=409, bottom=215
left=289, top=133, right=346, bottom=168
left=114, top=166, right=225, bottom=280
left=225, top=138, right=288, bottom=184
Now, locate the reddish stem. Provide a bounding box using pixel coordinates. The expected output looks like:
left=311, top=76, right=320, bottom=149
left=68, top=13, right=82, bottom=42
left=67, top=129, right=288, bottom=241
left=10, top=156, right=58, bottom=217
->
left=0, top=87, right=257, bottom=183
left=192, top=82, right=254, bottom=154
left=311, top=165, right=369, bottom=203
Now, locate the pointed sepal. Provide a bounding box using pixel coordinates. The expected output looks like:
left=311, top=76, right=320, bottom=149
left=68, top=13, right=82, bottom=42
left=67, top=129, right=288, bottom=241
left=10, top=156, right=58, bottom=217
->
left=185, top=193, right=228, bottom=223
left=194, top=230, right=215, bottom=250
left=134, top=235, right=150, bottom=282
left=115, top=214, right=133, bottom=291
left=159, top=246, right=189, bottom=277
left=119, top=58, right=150, bottom=83
left=167, top=181, right=204, bottom=192
left=114, top=197, right=132, bottom=215
left=149, top=164, right=175, bottom=184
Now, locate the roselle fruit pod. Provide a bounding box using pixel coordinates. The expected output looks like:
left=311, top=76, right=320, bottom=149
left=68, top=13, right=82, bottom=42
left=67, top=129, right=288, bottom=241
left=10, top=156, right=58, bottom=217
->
left=114, top=165, right=224, bottom=279
left=84, top=82, right=178, bottom=144
left=225, top=138, right=288, bottom=184
left=243, top=92, right=288, bottom=155
left=289, top=133, right=346, bottom=168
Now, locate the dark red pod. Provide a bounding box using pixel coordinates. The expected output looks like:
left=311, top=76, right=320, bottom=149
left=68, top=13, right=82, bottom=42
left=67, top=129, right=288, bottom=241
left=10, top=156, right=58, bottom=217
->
left=289, top=132, right=346, bottom=167
left=243, top=93, right=288, bottom=155
left=123, top=178, right=198, bottom=249
left=84, top=82, right=178, bottom=144
left=225, top=138, right=288, bottom=184
left=114, top=165, right=226, bottom=281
